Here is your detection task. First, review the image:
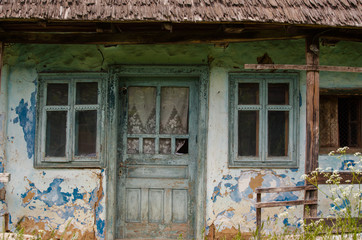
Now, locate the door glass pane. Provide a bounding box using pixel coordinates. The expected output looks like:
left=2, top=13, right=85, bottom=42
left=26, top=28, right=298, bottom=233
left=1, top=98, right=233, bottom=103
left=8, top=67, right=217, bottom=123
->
left=127, top=138, right=139, bottom=154
left=176, top=139, right=188, bottom=154
left=46, top=111, right=67, bottom=157
left=76, top=82, right=98, bottom=104
left=128, top=87, right=156, bottom=134
left=160, top=87, right=189, bottom=134
left=47, top=83, right=68, bottom=105
left=238, top=83, right=259, bottom=105
left=268, top=83, right=289, bottom=105
left=238, top=111, right=259, bottom=156
left=159, top=138, right=171, bottom=154
left=268, top=111, right=289, bottom=156
left=143, top=138, right=155, bottom=154
left=75, top=110, right=97, bottom=157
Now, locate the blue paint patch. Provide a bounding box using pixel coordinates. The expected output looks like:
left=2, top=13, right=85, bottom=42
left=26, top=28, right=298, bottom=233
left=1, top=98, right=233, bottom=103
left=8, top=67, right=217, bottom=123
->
left=290, top=168, right=298, bottom=172
left=283, top=218, right=290, bottom=226
left=72, top=188, right=85, bottom=202
left=96, top=219, right=105, bottom=238
left=34, top=179, right=71, bottom=207
left=296, top=181, right=305, bottom=186
left=222, top=175, right=233, bottom=180
left=58, top=206, right=75, bottom=219
left=274, top=192, right=298, bottom=202
left=14, top=90, right=37, bottom=159
left=340, top=160, right=355, bottom=171
left=42, top=171, right=46, bottom=176
left=250, top=206, right=256, bottom=212
left=29, top=206, right=36, bottom=210
left=224, top=183, right=232, bottom=188
left=229, top=184, right=243, bottom=203
left=279, top=174, right=287, bottom=178
left=211, top=183, right=222, bottom=202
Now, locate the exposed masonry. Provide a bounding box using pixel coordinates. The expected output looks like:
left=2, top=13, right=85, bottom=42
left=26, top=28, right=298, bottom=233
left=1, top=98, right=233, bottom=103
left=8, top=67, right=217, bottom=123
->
left=0, top=0, right=360, bottom=27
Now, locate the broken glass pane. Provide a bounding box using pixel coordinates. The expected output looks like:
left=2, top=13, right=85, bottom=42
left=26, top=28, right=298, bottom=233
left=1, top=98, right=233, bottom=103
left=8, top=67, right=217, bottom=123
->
left=160, top=87, right=189, bottom=134
left=268, top=83, right=289, bottom=105
left=159, top=138, right=171, bottom=154
left=268, top=111, right=288, bottom=156
left=143, top=138, right=155, bottom=154
left=128, top=87, right=156, bottom=134
left=46, top=111, right=67, bottom=157
left=127, top=138, right=139, bottom=154
left=47, top=83, right=68, bottom=105
left=176, top=139, right=188, bottom=154
left=76, top=82, right=98, bottom=105
left=75, top=110, right=97, bottom=157
left=238, top=111, right=259, bottom=156
left=238, top=83, right=259, bottom=105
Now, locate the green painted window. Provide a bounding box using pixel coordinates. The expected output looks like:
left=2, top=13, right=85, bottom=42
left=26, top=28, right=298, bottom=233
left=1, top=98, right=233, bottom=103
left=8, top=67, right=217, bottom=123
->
left=35, top=73, right=106, bottom=168
left=229, top=73, right=299, bottom=168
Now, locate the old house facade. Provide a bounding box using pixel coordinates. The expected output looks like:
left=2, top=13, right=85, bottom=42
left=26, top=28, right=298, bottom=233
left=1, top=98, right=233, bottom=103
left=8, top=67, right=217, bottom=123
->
left=0, top=1, right=361, bottom=239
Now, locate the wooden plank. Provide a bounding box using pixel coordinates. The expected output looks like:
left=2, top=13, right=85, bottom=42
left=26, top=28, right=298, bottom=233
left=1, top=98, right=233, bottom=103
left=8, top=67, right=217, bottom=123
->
left=304, top=37, right=320, bottom=218
left=319, top=96, right=339, bottom=149
left=0, top=30, right=310, bottom=45
left=0, top=173, right=10, bottom=183
left=255, top=185, right=316, bottom=193
left=315, top=172, right=362, bottom=184
left=255, top=200, right=317, bottom=208
left=244, top=64, right=362, bottom=73
left=256, top=193, right=261, bottom=240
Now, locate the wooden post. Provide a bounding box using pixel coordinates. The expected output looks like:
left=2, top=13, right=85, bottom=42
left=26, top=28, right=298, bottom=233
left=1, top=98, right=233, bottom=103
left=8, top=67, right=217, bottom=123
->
left=304, top=37, right=319, bottom=218
left=0, top=42, right=3, bottom=92
left=256, top=192, right=261, bottom=240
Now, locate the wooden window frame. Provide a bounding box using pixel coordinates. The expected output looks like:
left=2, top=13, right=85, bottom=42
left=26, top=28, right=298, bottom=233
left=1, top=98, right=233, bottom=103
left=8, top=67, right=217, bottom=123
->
left=35, top=73, right=107, bottom=168
left=319, top=92, right=362, bottom=155
left=228, top=73, right=299, bottom=168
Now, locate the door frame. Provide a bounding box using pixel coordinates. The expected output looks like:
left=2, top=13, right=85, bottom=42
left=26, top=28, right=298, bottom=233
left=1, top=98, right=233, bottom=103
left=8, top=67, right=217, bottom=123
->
left=105, top=65, right=209, bottom=240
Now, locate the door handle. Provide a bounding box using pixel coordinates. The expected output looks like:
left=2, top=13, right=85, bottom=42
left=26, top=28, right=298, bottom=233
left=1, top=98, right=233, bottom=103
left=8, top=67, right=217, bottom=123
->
left=119, top=163, right=127, bottom=175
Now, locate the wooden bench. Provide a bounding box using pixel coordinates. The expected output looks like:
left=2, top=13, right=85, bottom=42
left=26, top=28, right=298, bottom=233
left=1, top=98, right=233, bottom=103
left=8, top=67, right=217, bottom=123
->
left=255, top=185, right=317, bottom=239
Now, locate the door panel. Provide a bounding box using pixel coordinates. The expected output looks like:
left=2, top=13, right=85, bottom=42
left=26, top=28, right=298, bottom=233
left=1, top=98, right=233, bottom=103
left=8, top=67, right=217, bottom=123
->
left=117, top=77, right=198, bottom=239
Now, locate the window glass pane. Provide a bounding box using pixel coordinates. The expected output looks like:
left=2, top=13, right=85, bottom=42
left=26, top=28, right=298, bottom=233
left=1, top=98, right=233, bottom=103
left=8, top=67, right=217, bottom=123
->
left=46, top=111, right=67, bottom=157
left=338, top=98, right=360, bottom=147
left=238, top=111, right=259, bottom=156
left=160, top=87, right=189, bottom=134
left=76, top=82, right=98, bottom=104
left=75, top=110, right=97, bottom=157
left=268, top=111, right=289, bottom=156
left=268, top=83, right=289, bottom=105
left=159, top=138, right=171, bottom=154
left=238, top=83, right=259, bottom=105
left=47, top=83, right=68, bottom=105
left=143, top=138, right=155, bottom=154
left=176, top=139, right=188, bottom=154
left=127, top=138, right=139, bottom=154
left=128, top=87, right=156, bottom=134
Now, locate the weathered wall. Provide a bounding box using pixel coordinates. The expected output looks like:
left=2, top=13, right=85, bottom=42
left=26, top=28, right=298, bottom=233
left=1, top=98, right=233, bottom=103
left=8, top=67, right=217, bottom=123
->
left=1, top=40, right=361, bottom=239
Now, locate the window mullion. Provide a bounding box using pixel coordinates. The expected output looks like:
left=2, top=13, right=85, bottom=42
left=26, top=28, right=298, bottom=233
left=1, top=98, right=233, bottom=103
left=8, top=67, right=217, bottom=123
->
left=68, top=79, right=75, bottom=162
left=261, top=80, right=267, bottom=162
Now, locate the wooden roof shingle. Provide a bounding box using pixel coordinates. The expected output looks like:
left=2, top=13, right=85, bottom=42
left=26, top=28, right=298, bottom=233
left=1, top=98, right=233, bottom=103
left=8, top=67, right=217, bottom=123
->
left=0, top=0, right=360, bottom=27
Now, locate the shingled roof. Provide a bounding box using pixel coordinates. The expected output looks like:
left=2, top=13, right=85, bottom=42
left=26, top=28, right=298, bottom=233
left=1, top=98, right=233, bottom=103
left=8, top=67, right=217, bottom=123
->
left=0, top=0, right=361, bottom=28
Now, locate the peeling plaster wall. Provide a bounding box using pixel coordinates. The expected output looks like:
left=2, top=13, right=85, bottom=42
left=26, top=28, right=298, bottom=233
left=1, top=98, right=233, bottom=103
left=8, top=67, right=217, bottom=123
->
left=1, top=40, right=361, bottom=239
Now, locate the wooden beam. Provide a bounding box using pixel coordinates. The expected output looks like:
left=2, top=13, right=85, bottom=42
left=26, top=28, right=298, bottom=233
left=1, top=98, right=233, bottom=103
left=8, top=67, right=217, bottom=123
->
left=0, top=30, right=310, bottom=44
left=256, top=185, right=316, bottom=193
left=244, top=64, right=362, bottom=73
left=304, top=37, right=320, bottom=218
left=256, top=200, right=318, bottom=208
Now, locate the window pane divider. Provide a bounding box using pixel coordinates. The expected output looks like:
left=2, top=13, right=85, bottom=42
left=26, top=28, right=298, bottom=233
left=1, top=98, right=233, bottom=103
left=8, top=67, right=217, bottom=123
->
left=155, top=86, right=161, bottom=154
left=267, top=105, right=292, bottom=111
left=139, top=137, right=144, bottom=154
left=238, top=105, right=262, bottom=110
left=74, top=105, right=99, bottom=110
left=44, top=106, right=70, bottom=111
left=171, top=138, right=176, bottom=154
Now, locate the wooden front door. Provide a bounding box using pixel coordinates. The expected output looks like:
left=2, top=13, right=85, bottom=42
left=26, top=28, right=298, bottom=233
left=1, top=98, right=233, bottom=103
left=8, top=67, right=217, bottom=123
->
left=117, top=77, right=198, bottom=239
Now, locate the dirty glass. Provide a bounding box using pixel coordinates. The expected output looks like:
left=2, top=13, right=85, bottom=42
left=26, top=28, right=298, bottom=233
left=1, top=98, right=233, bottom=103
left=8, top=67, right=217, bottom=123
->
left=159, top=138, right=171, bottom=154
left=127, top=138, right=139, bottom=154
left=160, top=87, right=189, bottom=134
left=238, top=83, right=259, bottom=105
left=46, top=111, right=67, bottom=157
left=268, top=83, right=289, bottom=105
left=76, top=82, right=98, bottom=105
left=268, top=111, right=288, bottom=156
left=143, top=138, right=155, bottom=154
left=238, top=111, right=258, bottom=156
left=128, top=87, right=156, bottom=134
left=47, top=83, right=68, bottom=105
left=75, top=110, right=97, bottom=157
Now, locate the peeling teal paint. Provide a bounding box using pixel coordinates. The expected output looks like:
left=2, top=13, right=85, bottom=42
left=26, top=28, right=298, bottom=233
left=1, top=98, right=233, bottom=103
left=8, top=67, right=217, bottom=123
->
left=13, top=88, right=36, bottom=159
